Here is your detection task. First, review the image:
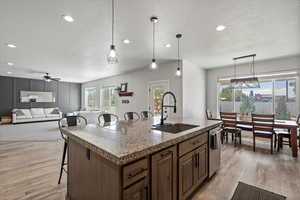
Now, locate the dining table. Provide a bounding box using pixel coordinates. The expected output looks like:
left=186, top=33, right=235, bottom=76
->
left=209, top=117, right=299, bottom=158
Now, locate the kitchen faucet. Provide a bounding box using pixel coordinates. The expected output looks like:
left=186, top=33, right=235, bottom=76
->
left=160, top=91, right=177, bottom=125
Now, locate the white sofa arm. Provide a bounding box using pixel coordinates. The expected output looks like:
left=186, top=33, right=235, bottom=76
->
left=59, top=111, right=63, bottom=119
left=12, top=112, right=17, bottom=123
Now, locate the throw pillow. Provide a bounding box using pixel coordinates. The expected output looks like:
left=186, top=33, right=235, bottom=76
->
left=51, top=108, right=60, bottom=114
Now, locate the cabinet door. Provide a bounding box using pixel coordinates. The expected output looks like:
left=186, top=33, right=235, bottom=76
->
left=151, top=146, right=177, bottom=200
left=178, top=151, right=195, bottom=200
left=123, top=179, right=149, bottom=200
left=194, top=145, right=208, bottom=186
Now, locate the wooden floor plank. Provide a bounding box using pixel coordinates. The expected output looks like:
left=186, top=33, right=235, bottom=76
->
left=0, top=139, right=299, bottom=200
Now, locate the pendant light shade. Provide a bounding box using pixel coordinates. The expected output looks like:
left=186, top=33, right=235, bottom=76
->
left=150, top=16, right=158, bottom=69
left=151, top=58, right=157, bottom=69
left=107, top=0, right=118, bottom=64
left=176, top=34, right=182, bottom=76
left=230, top=54, right=260, bottom=89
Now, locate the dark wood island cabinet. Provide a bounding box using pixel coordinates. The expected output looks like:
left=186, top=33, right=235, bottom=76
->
left=63, top=118, right=221, bottom=200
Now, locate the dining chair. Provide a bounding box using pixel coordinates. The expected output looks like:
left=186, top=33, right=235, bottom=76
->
left=124, top=112, right=140, bottom=120
left=220, top=112, right=242, bottom=147
left=140, top=111, right=153, bottom=120
left=98, top=113, right=119, bottom=124
left=252, top=114, right=276, bottom=154
left=206, top=109, right=212, bottom=120
left=58, top=115, right=87, bottom=184
left=276, top=128, right=291, bottom=152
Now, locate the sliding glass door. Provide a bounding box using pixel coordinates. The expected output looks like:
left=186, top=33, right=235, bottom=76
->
left=274, top=79, right=297, bottom=120
left=218, top=77, right=298, bottom=120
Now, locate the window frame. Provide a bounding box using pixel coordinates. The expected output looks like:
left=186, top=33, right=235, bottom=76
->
left=84, top=87, right=97, bottom=110
left=99, top=85, right=117, bottom=114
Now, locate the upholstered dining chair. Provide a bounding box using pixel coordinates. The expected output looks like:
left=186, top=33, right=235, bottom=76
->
left=140, top=111, right=153, bottom=120
left=220, top=112, right=242, bottom=147
left=124, top=112, right=140, bottom=120
left=98, top=113, right=119, bottom=125
left=252, top=114, right=276, bottom=154
left=58, top=115, right=87, bottom=184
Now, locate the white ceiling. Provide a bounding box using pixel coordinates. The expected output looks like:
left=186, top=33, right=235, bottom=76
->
left=0, top=0, right=299, bottom=83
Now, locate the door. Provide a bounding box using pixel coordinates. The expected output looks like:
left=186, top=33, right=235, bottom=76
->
left=123, top=179, right=149, bottom=200
left=178, top=151, right=195, bottom=200
left=193, top=145, right=208, bottom=186
left=151, top=146, right=177, bottom=200
left=148, top=80, right=169, bottom=116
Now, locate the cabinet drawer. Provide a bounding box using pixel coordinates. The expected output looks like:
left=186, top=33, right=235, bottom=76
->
left=123, top=158, right=148, bottom=188
left=123, top=179, right=149, bottom=200
left=179, top=132, right=208, bottom=157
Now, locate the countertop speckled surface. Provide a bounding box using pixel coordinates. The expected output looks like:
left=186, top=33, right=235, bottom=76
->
left=62, top=117, right=222, bottom=165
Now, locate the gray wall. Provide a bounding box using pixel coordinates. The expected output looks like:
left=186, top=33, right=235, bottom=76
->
left=206, top=55, right=300, bottom=116
left=82, top=61, right=183, bottom=119
left=0, top=76, right=81, bottom=115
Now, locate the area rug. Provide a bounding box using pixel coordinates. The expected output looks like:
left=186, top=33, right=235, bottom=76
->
left=231, top=182, right=286, bottom=200
left=0, top=121, right=61, bottom=141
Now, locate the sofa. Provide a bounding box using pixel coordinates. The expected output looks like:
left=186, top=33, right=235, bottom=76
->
left=12, top=108, right=63, bottom=124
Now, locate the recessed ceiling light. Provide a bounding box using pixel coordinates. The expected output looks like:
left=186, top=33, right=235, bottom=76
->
left=165, top=44, right=171, bottom=48
left=7, top=71, right=12, bottom=74
left=216, top=25, right=226, bottom=31
left=7, top=62, right=14, bottom=66
left=6, top=43, right=16, bottom=48
left=123, top=39, right=131, bottom=44
left=62, top=15, right=74, bottom=22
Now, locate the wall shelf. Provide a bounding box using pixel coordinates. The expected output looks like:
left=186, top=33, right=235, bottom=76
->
left=119, top=92, right=134, bottom=97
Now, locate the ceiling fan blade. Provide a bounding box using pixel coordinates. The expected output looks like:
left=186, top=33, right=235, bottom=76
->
left=50, top=77, right=61, bottom=81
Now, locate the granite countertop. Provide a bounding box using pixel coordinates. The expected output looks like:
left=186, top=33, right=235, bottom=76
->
left=62, top=117, right=222, bottom=165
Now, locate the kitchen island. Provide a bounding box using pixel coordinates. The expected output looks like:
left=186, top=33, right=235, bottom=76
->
left=62, top=117, right=222, bottom=200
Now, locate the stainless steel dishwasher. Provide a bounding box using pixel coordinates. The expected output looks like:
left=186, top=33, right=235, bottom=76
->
left=209, top=126, right=221, bottom=178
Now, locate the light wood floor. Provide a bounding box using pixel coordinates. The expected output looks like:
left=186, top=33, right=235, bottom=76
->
left=0, top=139, right=299, bottom=200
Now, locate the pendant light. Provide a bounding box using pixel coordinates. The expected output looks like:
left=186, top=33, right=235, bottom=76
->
left=176, top=34, right=182, bottom=76
left=150, top=16, right=158, bottom=69
left=230, top=54, right=260, bottom=89
left=107, top=0, right=118, bottom=64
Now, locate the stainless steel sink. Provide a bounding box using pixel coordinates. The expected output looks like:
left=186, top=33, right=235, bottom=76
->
left=152, top=123, right=199, bottom=134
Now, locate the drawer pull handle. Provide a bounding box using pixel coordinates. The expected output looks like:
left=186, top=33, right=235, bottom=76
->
left=127, top=168, right=146, bottom=179
left=160, top=150, right=172, bottom=158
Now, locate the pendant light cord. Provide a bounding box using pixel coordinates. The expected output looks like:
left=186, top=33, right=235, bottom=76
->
left=234, top=60, right=236, bottom=79
left=112, top=0, right=115, bottom=45
left=152, top=21, right=155, bottom=59
left=177, top=37, right=180, bottom=67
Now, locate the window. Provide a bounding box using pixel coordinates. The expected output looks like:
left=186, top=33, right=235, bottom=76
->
left=100, top=86, right=117, bottom=114
left=235, top=81, right=273, bottom=115
left=218, top=77, right=298, bottom=120
left=275, top=79, right=297, bottom=120
left=219, top=84, right=234, bottom=112
left=84, top=88, right=97, bottom=110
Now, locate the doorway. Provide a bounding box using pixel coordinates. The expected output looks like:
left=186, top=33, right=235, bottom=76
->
left=148, top=80, right=170, bottom=116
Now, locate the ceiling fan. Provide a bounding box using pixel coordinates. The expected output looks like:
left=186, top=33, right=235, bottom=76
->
left=43, top=73, right=61, bottom=82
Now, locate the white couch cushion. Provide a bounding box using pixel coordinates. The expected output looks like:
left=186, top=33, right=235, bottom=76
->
left=19, top=109, right=32, bottom=119
left=30, top=108, right=46, bottom=118
left=44, top=108, right=60, bottom=118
